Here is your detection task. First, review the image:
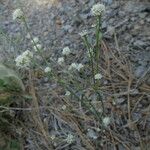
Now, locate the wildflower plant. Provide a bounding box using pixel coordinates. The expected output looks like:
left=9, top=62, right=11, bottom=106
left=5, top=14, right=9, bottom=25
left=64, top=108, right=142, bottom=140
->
left=13, top=3, right=106, bottom=123
left=11, top=3, right=110, bottom=148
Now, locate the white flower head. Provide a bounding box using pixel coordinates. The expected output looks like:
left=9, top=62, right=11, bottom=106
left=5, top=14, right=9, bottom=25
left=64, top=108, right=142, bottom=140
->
left=95, top=128, right=101, bottom=132
left=94, top=73, right=102, bottom=80
left=15, top=55, right=24, bottom=67
left=87, top=129, right=98, bottom=140
left=26, top=33, right=31, bottom=39
left=58, top=57, right=64, bottom=65
left=62, top=105, right=67, bottom=110
left=87, top=48, right=94, bottom=57
left=22, top=50, right=33, bottom=58
left=68, top=63, right=84, bottom=71
left=34, top=44, right=42, bottom=51
left=50, top=135, right=56, bottom=140
left=68, top=63, right=77, bottom=71
left=91, top=3, right=105, bottom=16
left=65, top=91, right=71, bottom=96
left=65, top=134, right=74, bottom=144
left=44, top=67, right=51, bottom=73
left=91, top=24, right=96, bottom=28
left=62, top=47, right=71, bottom=56
left=79, top=30, right=88, bottom=37
left=31, top=37, right=39, bottom=44
left=76, top=63, right=84, bottom=71
left=103, top=117, right=110, bottom=127
left=15, top=50, right=33, bottom=68
left=12, top=8, right=24, bottom=21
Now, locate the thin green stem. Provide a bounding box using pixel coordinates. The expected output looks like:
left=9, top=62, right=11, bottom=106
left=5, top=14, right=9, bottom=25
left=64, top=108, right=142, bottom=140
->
left=58, top=79, right=102, bottom=123
left=95, top=16, right=101, bottom=73
left=83, top=36, right=95, bottom=84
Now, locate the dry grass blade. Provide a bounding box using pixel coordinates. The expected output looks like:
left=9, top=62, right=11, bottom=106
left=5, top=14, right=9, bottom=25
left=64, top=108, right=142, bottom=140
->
left=28, top=69, right=53, bottom=150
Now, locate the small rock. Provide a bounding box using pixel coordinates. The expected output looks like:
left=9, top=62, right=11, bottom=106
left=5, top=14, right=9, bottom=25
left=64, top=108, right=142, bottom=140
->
left=139, top=12, right=147, bottom=19
left=133, top=40, right=147, bottom=48
left=118, top=11, right=125, bottom=17
left=146, top=17, right=150, bottom=22
left=139, top=20, right=145, bottom=25
left=134, top=25, right=141, bottom=30
left=124, top=34, right=132, bottom=41
left=132, top=113, right=141, bottom=121
left=146, top=46, right=150, bottom=51
left=102, top=0, right=113, bottom=5
left=107, top=26, right=115, bottom=36
left=134, top=65, right=146, bottom=78
left=102, top=21, right=107, bottom=29
left=43, top=77, right=49, bottom=83
left=147, top=78, right=150, bottom=85
left=80, top=13, right=89, bottom=20
left=131, top=17, right=136, bottom=21
left=87, top=129, right=98, bottom=140
left=63, top=25, right=72, bottom=32
left=72, top=15, right=83, bottom=27
left=116, top=98, right=125, bottom=104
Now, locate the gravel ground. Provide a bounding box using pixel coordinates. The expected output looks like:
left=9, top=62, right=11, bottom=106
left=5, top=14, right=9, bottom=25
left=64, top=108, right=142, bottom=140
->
left=0, top=0, right=150, bottom=75
left=0, top=0, right=150, bottom=149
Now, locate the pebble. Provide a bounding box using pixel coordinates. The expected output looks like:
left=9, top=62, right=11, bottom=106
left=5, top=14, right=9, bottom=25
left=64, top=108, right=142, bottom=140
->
left=134, top=65, right=146, bottom=78
left=102, top=21, right=107, bottom=29
left=146, top=17, right=150, bottom=22
left=102, top=0, right=113, bottom=5
left=133, top=40, right=147, bottom=48
left=138, top=12, right=147, bottom=19
left=116, top=98, right=125, bottom=104
left=107, top=26, right=115, bottom=36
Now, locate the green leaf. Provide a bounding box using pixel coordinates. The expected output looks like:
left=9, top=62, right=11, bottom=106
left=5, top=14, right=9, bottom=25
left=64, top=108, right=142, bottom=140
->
left=0, top=64, right=25, bottom=105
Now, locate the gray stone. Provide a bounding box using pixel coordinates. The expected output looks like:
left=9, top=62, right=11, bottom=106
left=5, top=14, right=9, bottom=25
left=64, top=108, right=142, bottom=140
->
left=147, top=78, right=150, bottom=85
left=133, top=40, right=147, bottom=48
left=134, top=65, right=146, bottom=78
left=63, top=25, right=72, bottom=32
left=102, top=0, right=113, bottom=5
left=131, top=17, right=136, bottom=21
left=107, top=26, right=115, bottom=36
left=139, top=13, right=147, bottom=19
left=102, top=21, right=107, bottom=29
left=146, top=18, right=150, bottom=22
left=146, top=46, right=150, bottom=51
left=118, top=11, right=126, bottom=17
left=116, top=98, right=125, bottom=104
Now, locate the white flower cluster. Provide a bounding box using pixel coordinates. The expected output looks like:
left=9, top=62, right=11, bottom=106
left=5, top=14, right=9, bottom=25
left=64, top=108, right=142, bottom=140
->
left=50, top=135, right=56, bottom=140
left=31, top=37, right=39, bottom=44
left=65, top=91, right=71, bottom=96
left=103, top=117, right=110, bottom=127
left=87, top=129, right=98, bottom=140
left=65, top=134, right=74, bottom=144
left=12, top=8, right=24, bottom=21
left=33, top=44, right=42, bottom=51
left=87, top=48, right=94, bottom=58
left=31, top=37, right=42, bottom=52
left=44, top=67, right=51, bottom=73
left=15, top=50, right=33, bottom=68
left=79, top=30, right=88, bottom=37
left=58, top=57, right=64, bottom=65
left=62, top=47, right=71, bottom=56
left=94, top=73, right=102, bottom=80
left=91, top=3, right=105, bottom=16
left=62, top=105, right=67, bottom=110
left=68, top=63, right=84, bottom=71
